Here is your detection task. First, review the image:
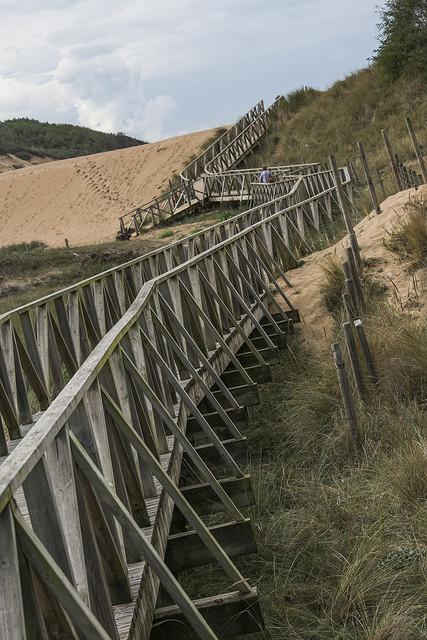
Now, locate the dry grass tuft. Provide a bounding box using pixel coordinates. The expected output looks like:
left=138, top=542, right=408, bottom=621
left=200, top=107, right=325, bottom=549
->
left=384, top=197, right=427, bottom=270
left=321, top=255, right=345, bottom=313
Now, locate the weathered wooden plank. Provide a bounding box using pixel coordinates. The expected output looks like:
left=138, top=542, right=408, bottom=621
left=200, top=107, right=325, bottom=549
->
left=166, top=519, right=256, bottom=572
left=152, top=589, right=263, bottom=640
left=0, top=504, right=27, bottom=639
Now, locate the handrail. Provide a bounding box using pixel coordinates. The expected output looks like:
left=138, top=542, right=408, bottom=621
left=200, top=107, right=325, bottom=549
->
left=117, top=97, right=280, bottom=234
left=0, top=166, right=352, bottom=452
left=0, top=161, right=354, bottom=639
left=0, top=171, right=307, bottom=323
left=0, top=171, right=350, bottom=504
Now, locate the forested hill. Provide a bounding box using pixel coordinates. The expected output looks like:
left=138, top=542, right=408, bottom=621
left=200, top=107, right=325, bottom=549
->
left=0, top=118, right=145, bottom=161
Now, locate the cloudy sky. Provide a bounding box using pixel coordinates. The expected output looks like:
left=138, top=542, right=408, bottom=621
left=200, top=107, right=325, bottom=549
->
left=0, top=0, right=381, bottom=141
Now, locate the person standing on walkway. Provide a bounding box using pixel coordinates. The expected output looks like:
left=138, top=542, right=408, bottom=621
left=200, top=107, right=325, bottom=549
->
left=260, top=166, right=272, bottom=183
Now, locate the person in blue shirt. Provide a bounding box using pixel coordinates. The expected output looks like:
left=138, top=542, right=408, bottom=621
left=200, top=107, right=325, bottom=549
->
left=260, top=166, right=272, bottom=183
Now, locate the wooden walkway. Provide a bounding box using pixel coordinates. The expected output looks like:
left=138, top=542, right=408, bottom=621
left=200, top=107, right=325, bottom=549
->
left=117, top=98, right=294, bottom=237
left=0, top=120, right=356, bottom=639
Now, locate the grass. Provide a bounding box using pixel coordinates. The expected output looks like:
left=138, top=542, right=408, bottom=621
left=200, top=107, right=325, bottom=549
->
left=177, top=264, right=427, bottom=639
left=0, top=206, right=239, bottom=314
left=0, top=239, right=157, bottom=314
left=321, top=255, right=345, bottom=312
left=248, top=66, right=427, bottom=200
left=160, top=229, right=174, bottom=239
left=384, top=197, right=427, bottom=271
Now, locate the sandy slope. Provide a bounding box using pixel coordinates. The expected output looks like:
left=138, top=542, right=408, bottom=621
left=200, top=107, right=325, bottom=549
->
left=0, top=154, right=53, bottom=173
left=0, top=129, right=216, bottom=248
left=284, top=185, right=427, bottom=342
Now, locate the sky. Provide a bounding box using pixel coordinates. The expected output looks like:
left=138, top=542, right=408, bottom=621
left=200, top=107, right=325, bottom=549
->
left=0, top=0, right=382, bottom=141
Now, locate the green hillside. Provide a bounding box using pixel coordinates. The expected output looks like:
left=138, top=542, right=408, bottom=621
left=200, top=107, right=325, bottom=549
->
left=0, top=118, right=145, bottom=160
left=251, top=1, right=427, bottom=180
left=251, top=69, right=426, bottom=186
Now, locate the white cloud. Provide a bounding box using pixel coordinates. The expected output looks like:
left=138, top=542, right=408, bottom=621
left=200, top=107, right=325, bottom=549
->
left=0, top=0, right=380, bottom=140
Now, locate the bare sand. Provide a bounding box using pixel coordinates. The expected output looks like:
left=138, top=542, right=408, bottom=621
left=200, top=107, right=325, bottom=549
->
left=284, top=185, right=427, bottom=343
left=0, top=129, right=216, bottom=248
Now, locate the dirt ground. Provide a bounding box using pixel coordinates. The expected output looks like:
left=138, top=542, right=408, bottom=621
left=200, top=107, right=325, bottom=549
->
left=0, top=128, right=217, bottom=248
left=283, top=185, right=427, bottom=342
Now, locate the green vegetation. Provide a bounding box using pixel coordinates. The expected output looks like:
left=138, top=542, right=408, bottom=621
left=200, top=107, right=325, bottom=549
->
left=250, top=68, right=426, bottom=195
left=249, top=2, right=427, bottom=200
left=373, top=0, right=427, bottom=82
left=0, top=240, right=154, bottom=314
left=160, top=229, right=174, bottom=239
left=0, top=118, right=145, bottom=160
left=0, top=207, right=238, bottom=314
left=384, top=197, right=427, bottom=269
left=178, top=257, right=427, bottom=638
left=321, top=255, right=345, bottom=312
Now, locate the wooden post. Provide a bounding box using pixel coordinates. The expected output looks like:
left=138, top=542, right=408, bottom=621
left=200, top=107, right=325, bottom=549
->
left=357, top=142, right=381, bottom=214
left=332, top=343, right=361, bottom=450
left=354, top=319, right=378, bottom=384
left=342, top=291, right=355, bottom=322
left=405, top=116, right=427, bottom=184
left=344, top=247, right=364, bottom=309
left=342, top=262, right=360, bottom=312
left=381, top=129, right=403, bottom=192
left=329, top=155, right=361, bottom=265
left=343, top=322, right=366, bottom=399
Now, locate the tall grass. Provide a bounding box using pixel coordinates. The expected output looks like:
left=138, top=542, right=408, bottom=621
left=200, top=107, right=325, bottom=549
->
left=179, top=295, right=427, bottom=639
left=248, top=67, right=427, bottom=195
left=384, top=197, right=427, bottom=270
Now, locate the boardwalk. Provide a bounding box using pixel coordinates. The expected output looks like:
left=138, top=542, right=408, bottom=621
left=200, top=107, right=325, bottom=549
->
left=0, top=104, right=355, bottom=639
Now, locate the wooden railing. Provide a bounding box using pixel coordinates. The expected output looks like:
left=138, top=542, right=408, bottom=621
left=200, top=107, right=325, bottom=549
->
left=0, top=167, right=351, bottom=449
left=180, top=100, right=266, bottom=181
left=0, top=155, right=355, bottom=639
left=0, top=207, right=300, bottom=639
left=118, top=98, right=281, bottom=237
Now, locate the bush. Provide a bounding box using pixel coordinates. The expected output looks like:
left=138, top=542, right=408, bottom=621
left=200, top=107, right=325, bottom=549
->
left=383, top=197, right=427, bottom=269
left=320, top=255, right=345, bottom=312
left=373, top=0, right=427, bottom=82
left=0, top=241, right=47, bottom=256
left=160, top=229, right=174, bottom=239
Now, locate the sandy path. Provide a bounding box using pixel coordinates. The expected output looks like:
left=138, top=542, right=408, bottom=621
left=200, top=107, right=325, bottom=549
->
left=284, top=186, right=427, bottom=341
left=0, top=129, right=216, bottom=248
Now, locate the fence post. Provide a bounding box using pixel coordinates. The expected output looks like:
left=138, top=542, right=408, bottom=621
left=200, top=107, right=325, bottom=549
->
left=344, top=247, right=364, bottom=309
left=332, top=342, right=361, bottom=450
left=342, top=291, right=355, bottom=322
left=329, top=155, right=361, bottom=265
left=381, top=129, right=403, bottom=192
left=405, top=116, right=427, bottom=184
left=342, top=261, right=360, bottom=312
left=357, top=142, right=381, bottom=214
left=343, top=322, right=366, bottom=399
left=354, top=319, right=378, bottom=384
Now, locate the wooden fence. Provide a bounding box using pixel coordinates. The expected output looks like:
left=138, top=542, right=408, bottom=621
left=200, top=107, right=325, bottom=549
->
left=0, top=105, right=360, bottom=638
left=0, top=208, right=301, bottom=639
left=0, top=166, right=352, bottom=449
left=118, top=98, right=282, bottom=237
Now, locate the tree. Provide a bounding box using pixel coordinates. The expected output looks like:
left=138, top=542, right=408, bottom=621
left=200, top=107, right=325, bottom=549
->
left=373, top=0, right=427, bottom=81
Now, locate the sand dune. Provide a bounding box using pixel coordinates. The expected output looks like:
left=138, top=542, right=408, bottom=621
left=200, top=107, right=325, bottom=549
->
left=0, top=153, right=53, bottom=174
left=285, top=186, right=427, bottom=342
left=0, top=129, right=216, bottom=247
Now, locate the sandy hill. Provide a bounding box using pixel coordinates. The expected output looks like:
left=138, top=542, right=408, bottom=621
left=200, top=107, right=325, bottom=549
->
left=0, top=153, right=54, bottom=174
left=285, top=185, right=427, bottom=342
left=0, top=128, right=216, bottom=248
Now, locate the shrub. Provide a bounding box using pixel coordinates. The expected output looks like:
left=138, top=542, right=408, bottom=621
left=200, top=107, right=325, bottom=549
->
left=373, top=0, right=427, bottom=82
left=384, top=197, right=427, bottom=269
left=320, top=255, right=345, bottom=312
